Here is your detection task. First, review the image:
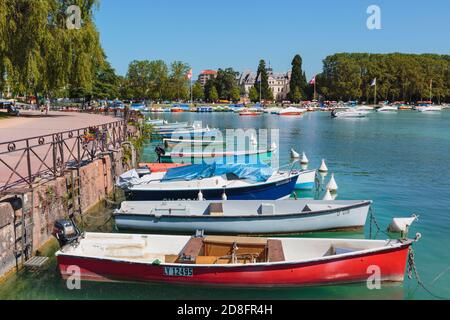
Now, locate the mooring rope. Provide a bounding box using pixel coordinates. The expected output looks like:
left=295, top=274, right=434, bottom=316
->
left=368, top=207, right=392, bottom=239
left=407, top=248, right=448, bottom=300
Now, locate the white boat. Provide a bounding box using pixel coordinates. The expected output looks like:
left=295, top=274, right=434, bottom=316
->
left=356, top=106, right=374, bottom=111
left=277, top=107, right=306, bottom=116
left=114, top=199, right=372, bottom=234
left=417, top=106, right=442, bottom=112
left=295, top=169, right=316, bottom=190
left=164, top=138, right=225, bottom=149
left=117, top=164, right=300, bottom=201
left=331, top=109, right=369, bottom=118
left=159, top=127, right=220, bottom=138
left=377, top=106, right=398, bottom=112
left=147, top=119, right=167, bottom=125
left=264, top=107, right=282, bottom=114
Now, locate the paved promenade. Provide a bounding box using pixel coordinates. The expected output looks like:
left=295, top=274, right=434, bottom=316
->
left=0, top=111, right=123, bottom=191
left=0, top=111, right=119, bottom=143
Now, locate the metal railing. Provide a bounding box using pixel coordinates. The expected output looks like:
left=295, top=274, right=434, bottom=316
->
left=0, top=120, right=126, bottom=193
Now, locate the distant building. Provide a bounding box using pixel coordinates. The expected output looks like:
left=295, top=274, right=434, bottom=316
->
left=238, top=68, right=291, bottom=102
left=198, top=70, right=218, bottom=86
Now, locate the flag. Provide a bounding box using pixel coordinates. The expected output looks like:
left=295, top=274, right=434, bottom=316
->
left=309, top=76, right=316, bottom=85
left=370, top=78, right=377, bottom=86
left=186, top=69, right=193, bottom=80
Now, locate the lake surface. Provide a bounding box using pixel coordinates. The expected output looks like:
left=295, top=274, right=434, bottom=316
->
left=1, top=111, right=449, bottom=300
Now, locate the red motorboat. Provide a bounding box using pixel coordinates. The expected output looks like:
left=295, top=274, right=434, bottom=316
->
left=54, top=224, right=417, bottom=287
left=138, top=163, right=188, bottom=173
left=239, top=110, right=261, bottom=116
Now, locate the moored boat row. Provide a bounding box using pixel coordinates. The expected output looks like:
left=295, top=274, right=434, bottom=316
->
left=51, top=115, right=423, bottom=289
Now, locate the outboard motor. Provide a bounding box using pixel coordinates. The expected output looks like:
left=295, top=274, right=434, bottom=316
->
left=155, top=145, right=166, bottom=163
left=52, top=219, right=81, bottom=247
left=331, top=109, right=337, bottom=118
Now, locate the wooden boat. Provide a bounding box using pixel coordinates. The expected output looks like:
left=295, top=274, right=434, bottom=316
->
left=164, top=138, right=225, bottom=149
left=114, top=199, right=372, bottom=234
left=117, top=164, right=299, bottom=201
left=278, top=107, right=305, bottom=116
left=158, top=147, right=275, bottom=164
left=54, top=229, right=417, bottom=287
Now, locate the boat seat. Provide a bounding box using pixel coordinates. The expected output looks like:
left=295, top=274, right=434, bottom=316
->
left=267, top=240, right=285, bottom=262
left=177, top=237, right=204, bottom=264
left=208, top=203, right=224, bottom=217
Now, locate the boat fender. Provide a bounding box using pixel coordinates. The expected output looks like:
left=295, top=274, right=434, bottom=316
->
left=323, top=188, right=334, bottom=201
left=198, top=190, right=204, bottom=201
left=326, top=173, right=338, bottom=193
left=222, top=191, right=228, bottom=201
left=319, top=159, right=328, bottom=173
left=301, top=152, right=309, bottom=165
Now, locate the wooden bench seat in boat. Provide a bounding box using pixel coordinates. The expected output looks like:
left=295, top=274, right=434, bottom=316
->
left=208, top=203, right=224, bottom=217
left=175, top=236, right=286, bottom=265
left=267, top=240, right=285, bottom=262
left=176, top=237, right=204, bottom=264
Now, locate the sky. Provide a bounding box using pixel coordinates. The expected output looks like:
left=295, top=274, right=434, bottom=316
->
left=94, top=0, right=450, bottom=79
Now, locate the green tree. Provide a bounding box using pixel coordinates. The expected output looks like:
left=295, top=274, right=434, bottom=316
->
left=192, top=82, right=204, bottom=101
left=249, top=87, right=259, bottom=103
left=126, top=60, right=152, bottom=100
left=292, top=87, right=303, bottom=103
left=92, top=60, right=119, bottom=99
left=0, top=0, right=106, bottom=103
left=253, top=59, right=272, bottom=102
left=148, top=60, right=169, bottom=101
left=289, top=55, right=307, bottom=101
left=210, top=86, right=218, bottom=102
left=168, top=61, right=190, bottom=101
left=214, top=68, right=239, bottom=100
left=230, top=86, right=241, bottom=102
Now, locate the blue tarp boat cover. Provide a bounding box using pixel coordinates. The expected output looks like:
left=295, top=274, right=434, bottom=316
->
left=162, top=163, right=274, bottom=183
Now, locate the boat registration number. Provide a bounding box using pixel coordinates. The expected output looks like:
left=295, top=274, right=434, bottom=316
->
left=164, top=267, right=193, bottom=277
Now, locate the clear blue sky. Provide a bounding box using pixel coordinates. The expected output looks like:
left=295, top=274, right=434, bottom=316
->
left=94, top=0, right=450, bottom=79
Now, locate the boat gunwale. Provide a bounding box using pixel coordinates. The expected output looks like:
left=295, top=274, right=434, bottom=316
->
left=55, top=238, right=413, bottom=270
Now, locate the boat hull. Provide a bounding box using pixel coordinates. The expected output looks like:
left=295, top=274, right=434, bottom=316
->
left=295, top=170, right=317, bottom=190
left=56, top=243, right=411, bottom=287
left=114, top=202, right=370, bottom=234
left=126, top=175, right=297, bottom=201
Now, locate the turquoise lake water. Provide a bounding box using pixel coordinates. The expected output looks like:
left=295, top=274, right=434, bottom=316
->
left=1, top=111, right=449, bottom=300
